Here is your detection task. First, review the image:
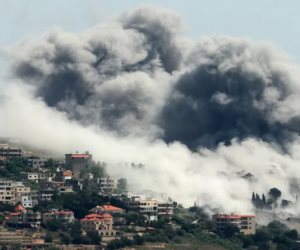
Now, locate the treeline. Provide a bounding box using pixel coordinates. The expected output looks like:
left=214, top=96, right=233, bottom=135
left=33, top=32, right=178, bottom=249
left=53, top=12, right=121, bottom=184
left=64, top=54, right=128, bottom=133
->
left=251, top=188, right=292, bottom=209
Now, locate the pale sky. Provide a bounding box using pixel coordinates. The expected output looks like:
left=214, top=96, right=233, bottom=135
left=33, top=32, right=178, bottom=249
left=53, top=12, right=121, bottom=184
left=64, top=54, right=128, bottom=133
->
left=1, top=0, right=300, bottom=61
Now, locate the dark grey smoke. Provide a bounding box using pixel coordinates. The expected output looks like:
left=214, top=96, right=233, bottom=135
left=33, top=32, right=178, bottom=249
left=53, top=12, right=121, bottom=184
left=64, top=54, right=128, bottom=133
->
left=12, top=6, right=181, bottom=134
left=10, top=7, right=300, bottom=149
left=160, top=52, right=296, bottom=148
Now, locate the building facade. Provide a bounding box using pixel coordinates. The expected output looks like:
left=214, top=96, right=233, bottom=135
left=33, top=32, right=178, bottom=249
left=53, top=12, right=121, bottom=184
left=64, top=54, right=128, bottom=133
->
left=80, top=213, right=116, bottom=237
left=0, top=144, right=22, bottom=158
left=212, top=213, right=256, bottom=235
left=65, top=153, right=92, bottom=178
left=0, top=179, right=16, bottom=205
left=42, top=209, right=75, bottom=225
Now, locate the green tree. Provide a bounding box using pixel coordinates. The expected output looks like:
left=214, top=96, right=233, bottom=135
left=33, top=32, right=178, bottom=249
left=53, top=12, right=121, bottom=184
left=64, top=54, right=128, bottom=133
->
left=117, top=178, right=127, bottom=193
left=87, top=231, right=101, bottom=244
left=46, top=219, right=62, bottom=231
left=269, top=188, right=281, bottom=200
left=70, top=221, right=82, bottom=239
left=284, top=229, right=298, bottom=240
left=223, top=224, right=240, bottom=238
left=44, top=232, right=53, bottom=243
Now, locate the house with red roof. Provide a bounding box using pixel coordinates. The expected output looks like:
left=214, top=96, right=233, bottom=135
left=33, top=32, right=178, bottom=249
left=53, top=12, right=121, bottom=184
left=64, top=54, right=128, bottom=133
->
left=80, top=213, right=116, bottom=237
left=6, top=204, right=41, bottom=228
left=90, top=204, right=124, bottom=215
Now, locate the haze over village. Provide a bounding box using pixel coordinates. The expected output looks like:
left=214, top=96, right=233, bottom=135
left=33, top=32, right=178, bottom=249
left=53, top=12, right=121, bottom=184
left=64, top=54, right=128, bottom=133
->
left=1, top=1, right=300, bottom=249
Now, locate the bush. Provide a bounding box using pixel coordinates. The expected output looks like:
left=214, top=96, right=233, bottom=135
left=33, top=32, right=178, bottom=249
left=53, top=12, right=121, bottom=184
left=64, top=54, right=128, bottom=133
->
left=46, top=219, right=62, bottom=231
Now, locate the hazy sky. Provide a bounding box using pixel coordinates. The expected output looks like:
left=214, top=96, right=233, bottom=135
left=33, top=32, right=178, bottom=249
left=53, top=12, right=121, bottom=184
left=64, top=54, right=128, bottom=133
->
left=1, top=0, right=300, bottom=61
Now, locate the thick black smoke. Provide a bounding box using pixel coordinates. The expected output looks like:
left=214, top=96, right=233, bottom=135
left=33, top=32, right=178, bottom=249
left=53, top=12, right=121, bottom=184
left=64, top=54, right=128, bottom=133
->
left=10, top=7, right=300, bottom=149
left=160, top=38, right=298, bottom=148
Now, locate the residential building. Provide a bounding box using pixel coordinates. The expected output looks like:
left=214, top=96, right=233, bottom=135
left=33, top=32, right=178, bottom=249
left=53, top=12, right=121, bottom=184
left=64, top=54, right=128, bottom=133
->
left=27, top=158, right=47, bottom=170
left=80, top=213, right=116, bottom=237
left=42, top=209, right=75, bottom=225
left=38, top=188, right=54, bottom=202
left=65, top=152, right=92, bottom=178
left=0, top=144, right=22, bottom=158
left=62, top=170, right=73, bottom=181
left=0, top=179, right=16, bottom=205
left=6, top=204, right=41, bottom=228
left=21, top=172, right=52, bottom=183
left=90, top=205, right=125, bottom=225
left=15, top=184, right=32, bottom=208
left=139, top=199, right=158, bottom=221
left=212, top=213, right=256, bottom=235
left=29, top=190, right=39, bottom=207
left=90, top=177, right=118, bottom=194
left=158, top=201, right=174, bottom=218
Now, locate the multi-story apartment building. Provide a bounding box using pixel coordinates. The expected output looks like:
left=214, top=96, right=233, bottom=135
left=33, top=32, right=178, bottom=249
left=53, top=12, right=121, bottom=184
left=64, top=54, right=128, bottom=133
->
left=158, top=201, right=174, bottom=218
left=21, top=172, right=52, bottom=183
left=80, top=213, right=116, bottom=237
left=42, top=209, right=75, bottom=225
left=212, top=213, right=256, bottom=235
left=15, top=183, right=32, bottom=208
left=65, top=152, right=92, bottom=178
left=0, top=144, right=22, bottom=158
left=27, top=158, right=47, bottom=170
left=90, top=177, right=118, bottom=194
left=38, top=188, right=54, bottom=202
left=0, top=179, right=16, bottom=205
left=139, top=199, right=158, bottom=221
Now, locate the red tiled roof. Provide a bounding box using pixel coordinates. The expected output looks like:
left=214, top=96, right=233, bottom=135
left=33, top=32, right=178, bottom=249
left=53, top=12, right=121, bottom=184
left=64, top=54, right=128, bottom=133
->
left=81, top=213, right=112, bottom=222
left=98, top=205, right=123, bottom=212
left=102, top=213, right=113, bottom=218
left=54, top=210, right=74, bottom=215
left=215, top=214, right=255, bottom=219
left=63, top=170, right=73, bottom=176
left=85, top=214, right=101, bottom=219
left=9, top=212, right=21, bottom=216
left=70, top=154, right=90, bottom=159
left=15, top=204, right=26, bottom=213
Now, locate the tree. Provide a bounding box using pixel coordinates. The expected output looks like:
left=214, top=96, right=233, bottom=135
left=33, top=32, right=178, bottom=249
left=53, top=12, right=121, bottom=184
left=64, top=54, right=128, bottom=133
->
left=117, top=178, right=127, bottom=193
left=44, top=232, right=53, bottom=243
left=268, top=188, right=281, bottom=200
left=70, top=221, right=82, bottom=239
left=87, top=231, right=101, bottom=244
left=60, top=232, right=72, bottom=244
left=262, top=194, right=266, bottom=205
left=252, top=192, right=256, bottom=202
left=254, top=229, right=271, bottom=242
left=46, top=219, right=62, bottom=231
left=223, top=224, right=240, bottom=238
left=133, top=234, right=145, bottom=245
left=284, top=229, right=298, bottom=240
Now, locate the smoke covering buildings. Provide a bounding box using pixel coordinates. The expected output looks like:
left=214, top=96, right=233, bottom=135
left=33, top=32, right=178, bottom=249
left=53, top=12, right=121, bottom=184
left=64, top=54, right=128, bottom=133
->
left=2, top=6, right=300, bottom=214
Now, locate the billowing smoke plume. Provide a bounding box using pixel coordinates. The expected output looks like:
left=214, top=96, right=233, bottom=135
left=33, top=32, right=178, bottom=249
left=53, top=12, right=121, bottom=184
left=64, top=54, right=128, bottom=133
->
left=11, top=6, right=181, bottom=136
left=2, top=6, right=300, bottom=215
left=161, top=37, right=300, bottom=148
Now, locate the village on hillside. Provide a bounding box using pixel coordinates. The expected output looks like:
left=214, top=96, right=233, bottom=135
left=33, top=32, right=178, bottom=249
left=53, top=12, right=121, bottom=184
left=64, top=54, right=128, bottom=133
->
left=0, top=143, right=300, bottom=250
